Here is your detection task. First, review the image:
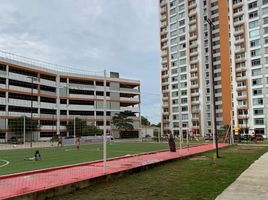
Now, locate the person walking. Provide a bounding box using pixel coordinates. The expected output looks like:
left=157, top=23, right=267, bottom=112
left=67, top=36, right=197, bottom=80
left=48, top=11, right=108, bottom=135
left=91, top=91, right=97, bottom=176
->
left=76, top=137, right=80, bottom=150
left=168, top=133, right=176, bottom=152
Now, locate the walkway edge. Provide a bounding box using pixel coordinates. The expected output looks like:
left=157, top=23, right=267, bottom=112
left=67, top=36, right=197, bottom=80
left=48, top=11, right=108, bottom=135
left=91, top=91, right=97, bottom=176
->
left=1, top=143, right=229, bottom=200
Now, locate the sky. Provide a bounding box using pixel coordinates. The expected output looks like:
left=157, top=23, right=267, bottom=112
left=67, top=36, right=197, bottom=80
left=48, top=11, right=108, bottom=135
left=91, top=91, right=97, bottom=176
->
left=0, top=0, right=161, bottom=124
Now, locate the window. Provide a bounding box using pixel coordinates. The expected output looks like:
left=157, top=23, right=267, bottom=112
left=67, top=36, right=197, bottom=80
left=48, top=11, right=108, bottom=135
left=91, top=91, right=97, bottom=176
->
left=264, top=17, right=268, bottom=25
left=251, top=49, right=260, bottom=57
left=181, top=114, right=188, bottom=120
left=178, top=5, right=184, bottom=11
left=181, top=98, right=187, bottom=104
left=254, top=109, right=264, bottom=115
left=263, top=6, right=268, bottom=15
left=173, top=115, right=179, bottom=120
left=249, top=20, right=259, bottom=29
left=181, top=90, right=187, bottom=96
left=265, top=27, right=268, bottom=34
left=249, top=30, right=260, bottom=38
left=249, top=11, right=258, bottom=19
left=248, top=1, right=258, bottom=10
left=173, top=107, right=179, bottom=113
left=252, top=68, right=262, bottom=76
left=252, top=78, right=262, bottom=85
left=170, top=15, right=177, bottom=23
left=253, top=98, right=263, bottom=105
left=254, top=118, right=264, bottom=125
left=250, top=39, right=260, bottom=47
left=181, top=106, right=188, bottom=111
left=251, top=59, right=261, bottom=66
left=253, top=89, right=262, bottom=95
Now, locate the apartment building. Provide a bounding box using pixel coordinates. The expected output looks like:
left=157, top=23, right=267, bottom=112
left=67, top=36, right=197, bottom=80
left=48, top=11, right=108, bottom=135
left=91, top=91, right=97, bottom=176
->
left=160, top=0, right=231, bottom=137
left=160, top=0, right=268, bottom=138
left=0, top=54, right=141, bottom=141
left=230, top=0, right=268, bottom=136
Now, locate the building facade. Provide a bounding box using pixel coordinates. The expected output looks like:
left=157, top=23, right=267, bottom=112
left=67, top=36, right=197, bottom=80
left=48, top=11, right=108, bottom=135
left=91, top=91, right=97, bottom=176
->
left=159, top=0, right=268, bottom=137
left=0, top=56, right=141, bottom=141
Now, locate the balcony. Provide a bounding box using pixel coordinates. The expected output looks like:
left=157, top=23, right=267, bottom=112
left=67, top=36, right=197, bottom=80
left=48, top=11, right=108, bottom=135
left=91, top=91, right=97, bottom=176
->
left=160, top=7, right=167, bottom=14
left=237, top=95, right=248, bottom=100
left=190, top=76, right=198, bottom=81
left=236, top=85, right=247, bottom=91
left=160, top=0, right=167, bottom=7
left=160, top=15, right=167, bottom=21
left=120, top=106, right=140, bottom=113
left=236, top=76, right=248, bottom=81
left=161, top=58, right=168, bottom=64
left=120, top=97, right=139, bottom=102
left=188, top=2, right=197, bottom=9
left=235, top=66, right=247, bottom=72
left=161, top=51, right=168, bottom=57
left=233, top=1, right=243, bottom=9
left=190, top=84, right=199, bottom=89
left=163, top=103, right=169, bottom=108
left=191, top=92, right=199, bottom=97
left=161, top=21, right=167, bottom=28
left=120, top=88, right=139, bottom=94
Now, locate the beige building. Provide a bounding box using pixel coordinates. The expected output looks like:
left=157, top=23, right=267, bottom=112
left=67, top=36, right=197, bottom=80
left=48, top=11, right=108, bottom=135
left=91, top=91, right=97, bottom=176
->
left=0, top=53, right=141, bottom=141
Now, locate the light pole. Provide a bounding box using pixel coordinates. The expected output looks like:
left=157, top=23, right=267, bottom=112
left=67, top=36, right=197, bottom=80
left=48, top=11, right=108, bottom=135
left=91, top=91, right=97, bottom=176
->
left=205, top=17, right=219, bottom=158
left=103, top=70, right=107, bottom=174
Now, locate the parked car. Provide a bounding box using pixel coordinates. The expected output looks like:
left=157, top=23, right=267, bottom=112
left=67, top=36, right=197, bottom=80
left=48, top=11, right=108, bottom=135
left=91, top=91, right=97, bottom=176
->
left=251, top=134, right=264, bottom=141
left=240, top=134, right=251, bottom=141
left=65, top=136, right=74, bottom=139
left=204, top=134, right=213, bottom=140
left=7, top=137, right=23, bottom=144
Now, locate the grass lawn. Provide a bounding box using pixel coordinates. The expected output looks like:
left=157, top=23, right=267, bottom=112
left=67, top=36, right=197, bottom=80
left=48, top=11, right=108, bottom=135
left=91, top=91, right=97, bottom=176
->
left=0, top=142, right=172, bottom=175
left=54, top=145, right=268, bottom=200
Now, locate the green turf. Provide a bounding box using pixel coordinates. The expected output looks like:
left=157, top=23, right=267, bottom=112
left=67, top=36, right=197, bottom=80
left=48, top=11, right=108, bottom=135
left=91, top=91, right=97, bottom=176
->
left=0, top=142, right=171, bottom=175
left=54, top=145, right=268, bottom=200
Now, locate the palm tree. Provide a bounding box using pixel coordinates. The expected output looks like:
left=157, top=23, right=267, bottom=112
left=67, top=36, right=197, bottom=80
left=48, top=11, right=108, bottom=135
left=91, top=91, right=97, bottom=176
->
left=112, top=111, right=134, bottom=130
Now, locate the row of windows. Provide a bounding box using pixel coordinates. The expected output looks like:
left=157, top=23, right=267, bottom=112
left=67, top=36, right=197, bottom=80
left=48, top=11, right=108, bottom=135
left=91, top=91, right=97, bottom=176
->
left=0, top=104, right=114, bottom=116
left=0, top=65, right=135, bottom=89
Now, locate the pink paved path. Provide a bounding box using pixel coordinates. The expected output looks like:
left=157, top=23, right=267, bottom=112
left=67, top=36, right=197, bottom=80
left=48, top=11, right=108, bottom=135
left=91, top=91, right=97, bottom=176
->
left=0, top=143, right=227, bottom=199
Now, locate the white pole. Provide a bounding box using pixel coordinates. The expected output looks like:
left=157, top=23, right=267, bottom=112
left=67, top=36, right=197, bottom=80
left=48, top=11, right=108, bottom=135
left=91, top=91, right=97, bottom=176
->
left=23, top=115, right=26, bottom=146
left=186, top=129, right=189, bottom=147
left=180, top=131, right=182, bottom=149
left=158, top=128, right=160, bottom=143
left=74, top=117, right=76, bottom=145
left=103, top=69, right=107, bottom=174
left=230, top=110, right=234, bottom=144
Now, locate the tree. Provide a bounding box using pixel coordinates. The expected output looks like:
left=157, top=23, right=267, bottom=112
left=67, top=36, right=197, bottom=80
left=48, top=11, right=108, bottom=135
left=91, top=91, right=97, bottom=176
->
left=141, top=116, right=151, bottom=127
left=152, top=122, right=161, bottom=127
left=112, top=111, right=134, bottom=130
left=66, top=118, right=102, bottom=137
left=9, top=116, right=39, bottom=137
left=82, top=125, right=102, bottom=136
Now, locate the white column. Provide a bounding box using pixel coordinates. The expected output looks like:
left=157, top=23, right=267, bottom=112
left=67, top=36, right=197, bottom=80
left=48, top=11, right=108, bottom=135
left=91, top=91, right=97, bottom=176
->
left=103, top=70, right=107, bottom=174
left=23, top=115, right=26, bottom=145
left=73, top=116, right=76, bottom=145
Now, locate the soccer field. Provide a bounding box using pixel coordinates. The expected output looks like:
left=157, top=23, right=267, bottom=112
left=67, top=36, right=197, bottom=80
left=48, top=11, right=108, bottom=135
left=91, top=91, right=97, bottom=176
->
left=0, top=142, right=169, bottom=176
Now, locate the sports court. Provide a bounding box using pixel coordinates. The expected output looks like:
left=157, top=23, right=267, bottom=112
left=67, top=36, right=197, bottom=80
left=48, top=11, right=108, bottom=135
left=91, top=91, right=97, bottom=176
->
left=0, top=143, right=227, bottom=199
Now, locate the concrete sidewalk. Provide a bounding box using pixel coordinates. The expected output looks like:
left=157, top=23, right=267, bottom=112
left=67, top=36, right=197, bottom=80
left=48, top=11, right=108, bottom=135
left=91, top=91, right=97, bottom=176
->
left=216, top=152, right=268, bottom=200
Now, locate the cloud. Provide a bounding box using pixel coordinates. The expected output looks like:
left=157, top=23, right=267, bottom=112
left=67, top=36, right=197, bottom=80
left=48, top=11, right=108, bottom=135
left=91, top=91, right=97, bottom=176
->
left=0, top=0, right=161, bottom=123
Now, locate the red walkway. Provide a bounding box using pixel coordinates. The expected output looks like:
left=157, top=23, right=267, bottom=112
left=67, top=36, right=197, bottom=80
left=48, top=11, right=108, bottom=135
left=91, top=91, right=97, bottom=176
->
left=0, top=143, right=227, bottom=199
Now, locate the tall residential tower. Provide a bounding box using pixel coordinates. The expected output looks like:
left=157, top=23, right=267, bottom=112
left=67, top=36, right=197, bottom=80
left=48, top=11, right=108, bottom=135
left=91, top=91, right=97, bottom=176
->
left=160, top=0, right=268, bottom=137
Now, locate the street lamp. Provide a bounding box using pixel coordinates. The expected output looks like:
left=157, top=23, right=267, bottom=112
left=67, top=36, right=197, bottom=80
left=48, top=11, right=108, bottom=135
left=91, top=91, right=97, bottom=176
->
left=205, top=17, right=219, bottom=158
left=28, top=76, right=38, bottom=148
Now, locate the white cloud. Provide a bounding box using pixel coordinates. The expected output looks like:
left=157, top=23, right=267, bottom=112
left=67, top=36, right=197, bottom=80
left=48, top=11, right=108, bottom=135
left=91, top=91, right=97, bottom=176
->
left=0, top=0, right=161, bottom=123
